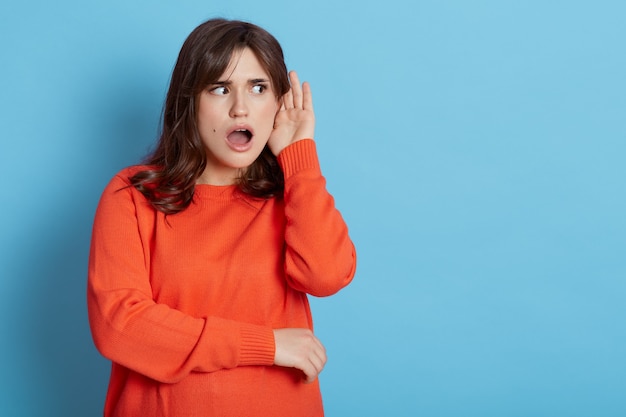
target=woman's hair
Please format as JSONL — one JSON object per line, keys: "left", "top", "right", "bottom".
{"left": 130, "top": 18, "right": 291, "bottom": 214}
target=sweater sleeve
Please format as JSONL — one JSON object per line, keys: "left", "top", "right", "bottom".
{"left": 87, "top": 172, "right": 275, "bottom": 384}
{"left": 277, "top": 139, "right": 357, "bottom": 297}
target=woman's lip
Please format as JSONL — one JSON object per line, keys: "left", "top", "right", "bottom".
{"left": 225, "top": 136, "right": 254, "bottom": 152}
{"left": 225, "top": 124, "right": 255, "bottom": 152}
{"left": 226, "top": 124, "right": 254, "bottom": 136}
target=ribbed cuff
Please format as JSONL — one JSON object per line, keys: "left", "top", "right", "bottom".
{"left": 277, "top": 139, "right": 321, "bottom": 179}
{"left": 238, "top": 323, "right": 276, "bottom": 366}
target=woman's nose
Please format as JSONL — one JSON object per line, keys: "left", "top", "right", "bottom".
{"left": 229, "top": 92, "right": 248, "bottom": 118}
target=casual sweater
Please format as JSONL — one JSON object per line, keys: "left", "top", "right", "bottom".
{"left": 87, "top": 139, "right": 356, "bottom": 417}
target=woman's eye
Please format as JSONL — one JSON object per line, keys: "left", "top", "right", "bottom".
{"left": 210, "top": 86, "right": 229, "bottom": 95}
{"left": 251, "top": 84, "right": 267, "bottom": 94}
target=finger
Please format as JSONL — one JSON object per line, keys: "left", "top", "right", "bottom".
{"left": 309, "top": 351, "right": 326, "bottom": 378}
{"left": 302, "top": 361, "right": 320, "bottom": 384}
{"left": 311, "top": 333, "right": 325, "bottom": 355}
{"left": 297, "top": 358, "right": 317, "bottom": 383}
{"left": 289, "top": 71, "right": 303, "bottom": 108}
{"left": 315, "top": 343, "right": 327, "bottom": 370}
{"left": 302, "top": 81, "right": 314, "bottom": 111}
{"left": 310, "top": 334, "right": 325, "bottom": 357}
{"left": 306, "top": 339, "right": 326, "bottom": 381}
{"left": 283, "top": 87, "right": 294, "bottom": 110}
{"left": 299, "top": 341, "right": 324, "bottom": 383}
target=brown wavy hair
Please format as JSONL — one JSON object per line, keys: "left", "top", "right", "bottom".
{"left": 130, "top": 18, "right": 290, "bottom": 214}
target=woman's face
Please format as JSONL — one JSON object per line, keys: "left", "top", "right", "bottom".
{"left": 196, "top": 47, "right": 280, "bottom": 185}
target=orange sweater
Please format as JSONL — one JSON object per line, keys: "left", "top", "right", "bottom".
{"left": 88, "top": 139, "right": 356, "bottom": 417}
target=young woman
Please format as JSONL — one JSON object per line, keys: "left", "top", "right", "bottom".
{"left": 87, "top": 18, "right": 356, "bottom": 417}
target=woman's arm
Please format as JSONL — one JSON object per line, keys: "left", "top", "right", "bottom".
{"left": 278, "top": 139, "right": 357, "bottom": 296}
{"left": 87, "top": 173, "right": 276, "bottom": 383}
{"left": 270, "top": 72, "right": 357, "bottom": 296}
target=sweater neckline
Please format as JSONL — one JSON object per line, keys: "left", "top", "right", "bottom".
{"left": 192, "top": 185, "right": 272, "bottom": 211}
{"left": 193, "top": 184, "right": 239, "bottom": 201}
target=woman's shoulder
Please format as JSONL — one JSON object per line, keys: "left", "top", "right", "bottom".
{"left": 97, "top": 165, "right": 160, "bottom": 212}
{"left": 97, "top": 165, "right": 149, "bottom": 198}
{"left": 94, "top": 166, "right": 160, "bottom": 227}
{"left": 113, "top": 164, "right": 155, "bottom": 179}
{"left": 104, "top": 164, "right": 156, "bottom": 187}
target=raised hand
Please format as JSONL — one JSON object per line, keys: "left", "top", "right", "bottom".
{"left": 273, "top": 328, "right": 327, "bottom": 383}
{"left": 268, "top": 71, "right": 316, "bottom": 156}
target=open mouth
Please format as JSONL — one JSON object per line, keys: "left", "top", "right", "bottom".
{"left": 227, "top": 129, "right": 253, "bottom": 145}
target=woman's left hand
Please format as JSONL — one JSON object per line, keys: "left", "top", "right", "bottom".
{"left": 268, "top": 71, "right": 315, "bottom": 156}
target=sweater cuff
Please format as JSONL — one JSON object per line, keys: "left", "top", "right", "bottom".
{"left": 277, "top": 139, "right": 321, "bottom": 179}
{"left": 238, "top": 323, "right": 275, "bottom": 366}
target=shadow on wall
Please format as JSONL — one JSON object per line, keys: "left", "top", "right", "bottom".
{"left": 17, "top": 62, "right": 164, "bottom": 415}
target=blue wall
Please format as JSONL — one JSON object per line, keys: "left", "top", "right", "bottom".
{"left": 1, "top": 1, "right": 625, "bottom": 416}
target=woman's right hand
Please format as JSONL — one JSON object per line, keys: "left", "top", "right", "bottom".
{"left": 268, "top": 71, "right": 315, "bottom": 156}
{"left": 273, "top": 328, "right": 327, "bottom": 383}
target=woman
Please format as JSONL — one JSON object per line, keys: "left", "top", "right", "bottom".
{"left": 88, "top": 18, "right": 356, "bottom": 417}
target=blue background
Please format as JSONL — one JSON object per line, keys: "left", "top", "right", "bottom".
{"left": 1, "top": 1, "right": 624, "bottom": 416}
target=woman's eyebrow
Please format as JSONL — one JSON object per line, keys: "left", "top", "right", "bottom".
{"left": 210, "top": 78, "right": 270, "bottom": 86}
